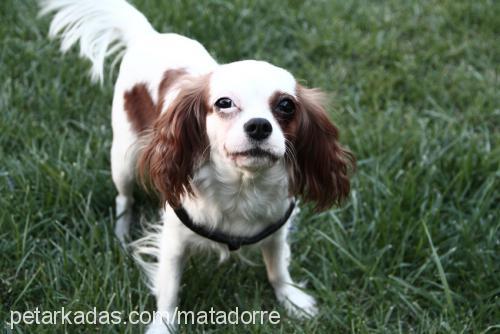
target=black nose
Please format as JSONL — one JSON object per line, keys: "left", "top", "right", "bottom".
{"left": 244, "top": 118, "right": 273, "bottom": 141}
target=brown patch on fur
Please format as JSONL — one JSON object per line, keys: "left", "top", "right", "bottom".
{"left": 138, "top": 74, "right": 211, "bottom": 208}
{"left": 282, "top": 84, "right": 355, "bottom": 211}
{"left": 124, "top": 84, "right": 157, "bottom": 133}
{"left": 268, "top": 91, "right": 284, "bottom": 110}
{"left": 124, "top": 68, "right": 188, "bottom": 133}
{"left": 268, "top": 90, "right": 298, "bottom": 134}
{"left": 156, "top": 68, "right": 188, "bottom": 116}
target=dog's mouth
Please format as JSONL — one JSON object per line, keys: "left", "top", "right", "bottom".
{"left": 226, "top": 147, "right": 279, "bottom": 161}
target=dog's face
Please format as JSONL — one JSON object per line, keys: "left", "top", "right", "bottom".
{"left": 206, "top": 61, "right": 294, "bottom": 171}
{"left": 140, "top": 60, "right": 354, "bottom": 210}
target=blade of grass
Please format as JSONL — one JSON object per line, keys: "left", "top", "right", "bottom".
{"left": 422, "top": 221, "right": 455, "bottom": 315}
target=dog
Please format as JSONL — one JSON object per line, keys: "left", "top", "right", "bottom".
{"left": 40, "top": 0, "right": 354, "bottom": 332}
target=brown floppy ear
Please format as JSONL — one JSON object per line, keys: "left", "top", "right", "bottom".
{"left": 288, "top": 85, "right": 355, "bottom": 211}
{"left": 138, "top": 75, "right": 210, "bottom": 208}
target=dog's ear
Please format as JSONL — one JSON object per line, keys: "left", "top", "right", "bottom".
{"left": 138, "top": 75, "right": 210, "bottom": 207}
{"left": 288, "top": 85, "right": 355, "bottom": 211}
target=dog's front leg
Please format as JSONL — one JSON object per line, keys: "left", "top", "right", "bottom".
{"left": 147, "top": 218, "right": 186, "bottom": 334}
{"left": 261, "top": 227, "right": 318, "bottom": 319}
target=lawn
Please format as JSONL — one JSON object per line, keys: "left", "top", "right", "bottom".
{"left": 1, "top": 0, "right": 499, "bottom": 333}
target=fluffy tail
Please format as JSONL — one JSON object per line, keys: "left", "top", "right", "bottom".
{"left": 39, "top": 0, "right": 157, "bottom": 82}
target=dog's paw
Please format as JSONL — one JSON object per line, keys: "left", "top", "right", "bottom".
{"left": 146, "top": 313, "right": 177, "bottom": 334}
{"left": 275, "top": 284, "right": 318, "bottom": 319}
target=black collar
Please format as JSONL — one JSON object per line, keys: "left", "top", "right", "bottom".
{"left": 173, "top": 201, "right": 295, "bottom": 251}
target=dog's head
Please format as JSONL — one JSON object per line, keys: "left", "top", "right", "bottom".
{"left": 139, "top": 60, "right": 354, "bottom": 210}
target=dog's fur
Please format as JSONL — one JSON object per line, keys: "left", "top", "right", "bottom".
{"left": 40, "top": 0, "right": 354, "bottom": 332}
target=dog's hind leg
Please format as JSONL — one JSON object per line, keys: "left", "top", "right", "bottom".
{"left": 111, "top": 93, "right": 139, "bottom": 245}
{"left": 111, "top": 140, "right": 136, "bottom": 244}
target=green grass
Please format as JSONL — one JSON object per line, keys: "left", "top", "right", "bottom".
{"left": 1, "top": 0, "right": 499, "bottom": 333}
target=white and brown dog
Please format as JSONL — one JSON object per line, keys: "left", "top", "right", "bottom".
{"left": 40, "top": 0, "right": 354, "bottom": 332}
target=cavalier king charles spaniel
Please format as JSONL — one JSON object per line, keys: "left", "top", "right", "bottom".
{"left": 40, "top": 0, "right": 354, "bottom": 332}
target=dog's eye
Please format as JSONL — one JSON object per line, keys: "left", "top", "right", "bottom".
{"left": 215, "top": 97, "right": 234, "bottom": 109}
{"left": 275, "top": 98, "right": 295, "bottom": 115}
